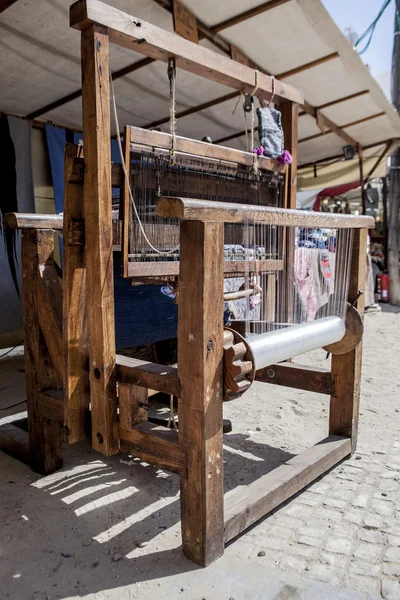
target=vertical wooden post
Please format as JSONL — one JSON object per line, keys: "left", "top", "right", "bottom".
{"left": 330, "top": 229, "right": 367, "bottom": 453}
{"left": 281, "top": 102, "right": 298, "bottom": 323}
{"left": 22, "top": 230, "right": 63, "bottom": 474}
{"left": 178, "top": 220, "right": 225, "bottom": 566}
{"left": 81, "top": 25, "right": 118, "bottom": 455}
{"left": 63, "top": 144, "right": 90, "bottom": 443}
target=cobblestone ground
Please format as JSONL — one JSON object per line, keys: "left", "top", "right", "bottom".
{"left": 236, "top": 438, "right": 400, "bottom": 599}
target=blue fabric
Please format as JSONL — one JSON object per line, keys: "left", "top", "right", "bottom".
{"left": 44, "top": 125, "right": 178, "bottom": 349}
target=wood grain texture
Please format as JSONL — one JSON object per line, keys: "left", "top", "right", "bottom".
{"left": 178, "top": 220, "right": 224, "bottom": 566}
{"left": 120, "top": 422, "right": 186, "bottom": 475}
{"left": 81, "top": 25, "right": 118, "bottom": 455}
{"left": 116, "top": 355, "right": 180, "bottom": 396}
{"left": 0, "top": 424, "right": 30, "bottom": 466}
{"left": 70, "top": 0, "right": 303, "bottom": 105}
{"left": 224, "top": 436, "right": 351, "bottom": 542}
{"left": 156, "top": 197, "right": 375, "bottom": 228}
{"left": 330, "top": 229, "right": 367, "bottom": 453}
{"left": 128, "top": 126, "right": 285, "bottom": 173}
{"left": 37, "top": 263, "right": 63, "bottom": 382}
{"left": 121, "top": 129, "right": 130, "bottom": 278}
{"left": 118, "top": 383, "right": 148, "bottom": 431}
{"left": 21, "top": 230, "right": 63, "bottom": 474}
{"left": 63, "top": 144, "right": 90, "bottom": 444}
{"left": 256, "top": 362, "right": 334, "bottom": 395}
{"left": 5, "top": 213, "right": 63, "bottom": 230}
{"left": 127, "top": 259, "right": 283, "bottom": 278}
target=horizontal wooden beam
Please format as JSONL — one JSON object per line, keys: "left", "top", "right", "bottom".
{"left": 5, "top": 213, "right": 63, "bottom": 230}
{"left": 120, "top": 421, "right": 187, "bottom": 476}
{"left": 277, "top": 53, "right": 339, "bottom": 80}
{"left": 156, "top": 197, "right": 375, "bottom": 228}
{"left": 26, "top": 56, "right": 155, "bottom": 120}
{"left": 129, "top": 126, "right": 285, "bottom": 173}
{"left": 211, "top": 0, "right": 293, "bottom": 33}
{"left": 255, "top": 362, "right": 334, "bottom": 395}
{"left": 142, "top": 91, "right": 240, "bottom": 130}
{"left": 116, "top": 354, "right": 181, "bottom": 396}
{"left": 343, "top": 112, "right": 386, "bottom": 129}
{"left": 127, "top": 259, "right": 284, "bottom": 278}
{"left": 298, "top": 138, "right": 399, "bottom": 170}
{"left": 301, "top": 101, "right": 358, "bottom": 148}
{"left": 316, "top": 90, "right": 370, "bottom": 111}
{"left": 70, "top": 0, "right": 303, "bottom": 105}
{"left": 224, "top": 435, "right": 351, "bottom": 542}
{"left": 0, "top": 423, "right": 30, "bottom": 465}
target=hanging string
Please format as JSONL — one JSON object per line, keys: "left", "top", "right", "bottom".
{"left": 109, "top": 69, "right": 180, "bottom": 256}
{"left": 268, "top": 75, "right": 276, "bottom": 107}
{"left": 168, "top": 57, "right": 177, "bottom": 160}
{"left": 167, "top": 395, "right": 178, "bottom": 430}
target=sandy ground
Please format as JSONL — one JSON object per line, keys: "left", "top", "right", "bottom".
{"left": 0, "top": 307, "right": 399, "bottom": 600}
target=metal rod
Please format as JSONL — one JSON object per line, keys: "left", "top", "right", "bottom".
{"left": 247, "top": 316, "right": 345, "bottom": 371}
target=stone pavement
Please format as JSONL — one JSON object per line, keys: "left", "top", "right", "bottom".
{"left": 237, "top": 438, "right": 400, "bottom": 599}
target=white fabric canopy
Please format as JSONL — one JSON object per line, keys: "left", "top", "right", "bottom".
{"left": 1, "top": 0, "right": 399, "bottom": 187}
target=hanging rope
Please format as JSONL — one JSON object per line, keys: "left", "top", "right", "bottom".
{"left": 168, "top": 57, "right": 177, "bottom": 160}
{"left": 167, "top": 395, "right": 178, "bottom": 430}
{"left": 110, "top": 69, "right": 180, "bottom": 256}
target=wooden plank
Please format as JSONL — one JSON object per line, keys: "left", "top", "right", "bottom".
{"left": 5, "top": 213, "right": 63, "bottom": 230}
{"left": 116, "top": 354, "right": 181, "bottom": 397}
{"left": 129, "top": 126, "right": 285, "bottom": 173}
{"left": 178, "top": 220, "right": 225, "bottom": 566}
{"left": 330, "top": 229, "right": 367, "bottom": 453}
{"left": 118, "top": 383, "right": 148, "bottom": 430}
{"left": 36, "top": 390, "right": 64, "bottom": 422}
{"left": 81, "top": 25, "right": 118, "bottom": 455}
{"left": 63, "top": 144, "right": 90, "bottom": 444}
{"left": 21, "top": 230, "right": 63, "bottom": 474}
{"left": 172, "top": 0, "right": 198, "bottom": 43}
{"left": 70, "top": 0, "right": 303, "bottom": 105}
{"left": 37, "top": 264, "right": 64, "bottom": 382}
{"left": 143, "top": 91, "right": 239, "bottom": 130}
{"left": 127, "top": 259, "right": 284, "bottom": 278}
{"left": 120, "top": 421, "right": 186, "bottom": 475}
{"left": 212, "top": 0, "right": 292, "bottom": 33}
{"left": 278, "top": 53, "right": 339, "bottom": 80}
{"left": 0, "top": 424, "right": 30, "bottom": 466}
{"left": 156, "top": 197, "right": 375, "bottom": 229}
{"left": 224, "top": 436, "right": 351, "bottom": 542}
{"left": 256, "top": 362, "right": 335, "bottom": 395}
{"left": 121, "top": 129, "right": 130, "bottom": 278}
{"left": 230, "top": 44, "right": 250, "bottom": 67}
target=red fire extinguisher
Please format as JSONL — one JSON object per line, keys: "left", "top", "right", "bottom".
{"left": 377, "top": 272, "right": 390, "bottom": 302}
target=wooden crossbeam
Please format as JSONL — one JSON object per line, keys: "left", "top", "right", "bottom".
{"left": 120, "top": 422, "right": 187, "bottom": 476}
{"left": 127, "top": 260, "right": 283, "bottom": 279}
{"left": 116, "top": 354, "right": 181, "bottom": 396}
{"left": 256, "top": 362, "right": 334, "bottom": 395}
{"left": 277, "top": 53, "right": 339, "bottom": 80}
{"left": 156, "top": 197, "right": 375, "bottom": 228}
{"left": 70, "top": 0, "right": 303, "bottom": 105}
{"left": 298, "top": 138, "right": 400, "bottom": 170}
{"left": 0, "top": 424, "right": 30, "bottom": 465}
{"left": 343, "top": 112, "right": 386, "bottom": 129}
{"left": 224, "top": 436, "right": 351, "bottom": 542}
{"left": 211, "top": 0, "right": 293, "bottom": 33}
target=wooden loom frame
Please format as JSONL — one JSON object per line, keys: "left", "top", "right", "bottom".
{"left": 0, "top": 0, "right": 374, "bottom": 567}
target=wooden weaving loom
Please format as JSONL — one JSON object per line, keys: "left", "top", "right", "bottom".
{"left": 0, "top": 0, "right": 374, "bottom": 567}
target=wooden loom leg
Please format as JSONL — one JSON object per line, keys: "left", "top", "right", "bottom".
{"left": 63, "top": 144, "right": 90, "bottom": 443}
{"left": 22, "top": 230, "right": 63, "bottom": 474}
{"left": 281, "top": 102, "right": 298, "bottom": 323}
{"left": 330, "top": 229, "right": 367, "bottom": 453}
{"left": 81, "top": 25, "right": 118, "bottom": 455}
{"left": 178, "top": 221, "right": 224, "bottom": 566}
